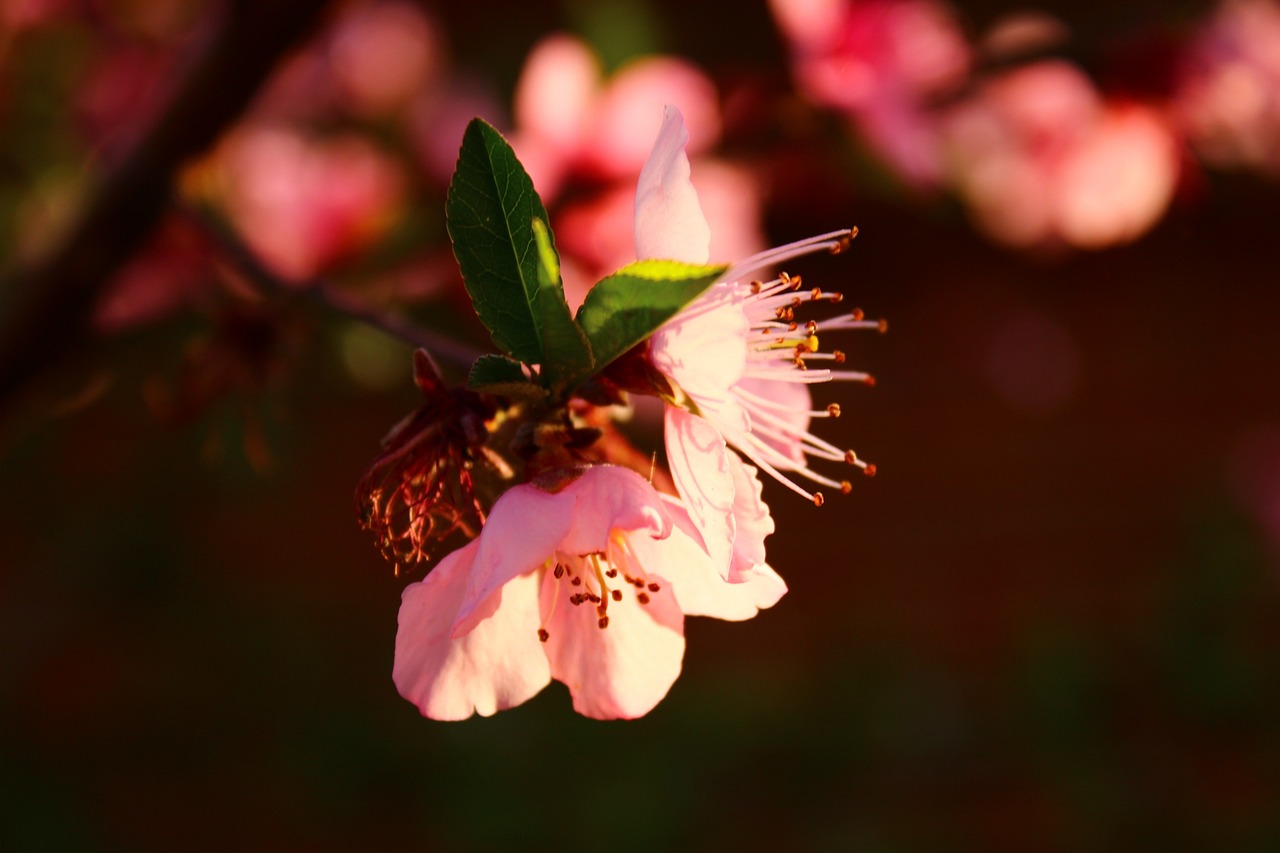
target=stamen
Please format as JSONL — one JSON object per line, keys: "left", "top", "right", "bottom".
{"left": 538, "top": 628, "right": 550, "bottom": 643}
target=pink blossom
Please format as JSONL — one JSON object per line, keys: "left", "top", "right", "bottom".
{"left": 1174, "top": 0, "right": 1280, "bottom": 175}
{"left": 770, "top": 0, "right": 971, "bottom": 186}
{"left": 394, "top": 465, "right": 785, "bottom": 720}
{"left": 210, "top": 125, "right": 405, "bottom": 280}
{"left": 941, "top": 62, "right": 1180, "bottom": 249}
{"left": 636, "top": 107, "right": 881, "bottom": 511}
{"left": 507, "top": 33, "right": 721, "bottom": 200}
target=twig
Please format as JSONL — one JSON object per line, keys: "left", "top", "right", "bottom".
{"left": 180, "top": 202, "right": 483, "bottom": 370}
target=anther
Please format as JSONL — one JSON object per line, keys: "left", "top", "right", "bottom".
{"left": 570, "top": 593, "right": 583, "bottom": 606}
{"left": 851, "top": 307, "right": 865, "bottom": 322}
{"left": 611, "top": 589, "right": 622, "bottom": 602}
{"left": 806, "top": 335, "right": 819, "bottom": 353}
{"left": 605, "top": 568, "right": 618, "bottom": 578}
{"left": 790, "top": 296, "right": 803, "bottom": 308}
{"left": 632, "top": 577, "right": 645, "bottom": 588}
{"left": 878, "top": 319, "right": 889, "bottom": 334}
{"left": 844, "top": 449, "right": 858, "bottom": 465}
{"left": 864, "top": 375, "right": 877, "bottom": 387}
{"left": 597, "top": 603, "right": 608, "bottom": 616}
{"left": 832, "top": 350, "right": 846, "bottom": 364}
{"left": 829, "top": 292, "right": 844, "bottom": 303}
{"left": 647, "top": 582, "right": 660, "bottom": 593}
{"left": 779, "top": 271, "right": 791, "bottom": 285}
{"left": 598, "top": 616, "right": 609, "bottom": 629}
{"left": 637, "top": 593, "right": 650, "bottom": 605}
{"left": 827, "top": 403, "right": 841, "bottom": 417}
{"left": 807, "top": 320, "right": 818, "bottom": 335}
{"left": 750, "top": 281, "right": 762, "bottom": 294}
{"left": 538, "top": 628, "right": 550, "bottom": 643}
{"left": 792, "top": 275, "right": 803, "bottom": 289}
{"left": 813, "top": 492, "right": 825, "bottom": 507}
{"left": 788, "top": 322, "right": 798, "bottom": 332}
{"left": 840, "top": 480, "right": 852, "bottom": 494}
{"left": 864, "top": 464, "right": 877, "bottom": 477}
{"left": 811, "top": 287, "right": 822, "bottom": 301}
{"left": 553, "top": 564, "right": 564, "bottom": 579}
{"left": 571, "top": 576, "right": 582, "bottom": 586}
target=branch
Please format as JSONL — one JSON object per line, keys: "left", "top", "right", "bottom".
{"left": 0, "top": 0, "right": 333, "bottom": 415}
{"left": 180, "top": 202, "right": 483, "bottom": 370}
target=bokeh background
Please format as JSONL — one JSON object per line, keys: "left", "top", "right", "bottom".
{"left": 3, "top": 0, "right": 1280, "bottom": 849}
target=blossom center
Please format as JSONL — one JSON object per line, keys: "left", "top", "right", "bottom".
{"left": 536, "top": 533, "right": 663, "bottom": 643}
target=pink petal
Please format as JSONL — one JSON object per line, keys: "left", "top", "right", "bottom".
{"left": 727, "top": 455, "right": 776, "bottom": 582}
{"left": 394, "top": 540, "right": 552, "bottom": 720}
{"left": 452, "top": 484, "right": 576, "bottom": 636}
{"left": 557, "top": 465, "right": 671, "bottom": 556}
{"left": 736, "top": 376, "right": 811, "bottom": 467}
{"left": 664, "top": 405, "right": 736, "bottom": 579}
{"left": 540, "top": 560, "right": 686, "bottom": 719}
{"left": 649, "top": 289, "right": 750, "bottom": 427}
{"left": 453, "top": 467, "right": 670, "bottom": 635}
{"left": 634, "top": 507, "right": 787, "bottom": 621}
{"left": 633, "top": 105, "right": 711, "bottom": 263}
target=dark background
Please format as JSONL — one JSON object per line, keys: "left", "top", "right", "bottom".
{"left": 2, "top": 0, "right": 1278, "bottom": 849}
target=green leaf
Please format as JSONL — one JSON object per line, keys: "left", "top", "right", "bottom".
{"left": 467, "top": 354, "right": 547, "bottom": 400}
{"left": 531, "top": 217, "right": 593, "bottom": 391}
{"left": 446, "top": 118, "right": 565, "bottom": 367}
{"left": 575, "top": 259, "right": 727, "bottom": 375}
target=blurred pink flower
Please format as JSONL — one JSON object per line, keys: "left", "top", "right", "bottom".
{"left": 393, "top": 465, "right": 785, "bottom": 720}
{"left": 942, "top": 61, "right": 1179, "bottom": 249}
{"left": 556, "top": 156, "right": 766, "bottom": 310}
{"left": 327, "top": 0, "right": 442, "bottom": 118}
{"left": 1175, "top": 0, "right": 1280, "bottom": 175}
{"left": 509, "top": 33, "right": 721, "bottom": 199}
{"left": 770, "top": 0, "right": 970, "bottom": 186}
{"left": 637, "top": 107, "right": 880, "bottom": 506}
{"left": 211, "top": 125, "right": 405, "bottom": 280}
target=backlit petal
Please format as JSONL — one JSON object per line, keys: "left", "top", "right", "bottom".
{"left": 633, "top": 105, "right": 711, "bottom": 263}
{"left": 541, "top": 562, "right": 686, "bottom": 719}
{"left": 635, "top": 506, "right": 787, "bottom": 621}
{"left": 394, "top": 541, "right": 552, "bottom": 720}
{"left": 664, "top": 405, "right": 736, "bottom": 579}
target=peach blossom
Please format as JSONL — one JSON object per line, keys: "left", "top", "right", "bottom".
{"left": 394, "top": 465, "right": 785, "bottom": 720}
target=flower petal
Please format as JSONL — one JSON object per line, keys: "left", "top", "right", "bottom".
{"left": 649, "top": 288, "right": 750, "bottom": 426}
{"left": 454, "top": 467, "right": 670, "bottom": 636}
{"left": 453, "top": 484, "right": 576, "bottom": 636}
{"left": 559, "top": 466, "right": 671, "bottom": 556}
{"left": 727, "top": 454, "right": 775, "bottom": 582}
{"left": 736, "top": 376, "right": 811, "bottom": 467}
{"left": 633, "top": 105, "right": 711, "bottom": 263}
{"left": 664, "top": 405, "right": 736, "bottom": 579}
{"left": 634, "top": 506, "right": 787, "bottom": 621}
{"left": 394, "top": 540, "right": 552, "bottom": 720}
{"left": 540, "top": 560, "right": 686, "bottom": 719}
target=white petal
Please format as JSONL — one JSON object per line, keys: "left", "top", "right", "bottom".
{"left": 633, "top": 105, "right": 711, "bottom": 263}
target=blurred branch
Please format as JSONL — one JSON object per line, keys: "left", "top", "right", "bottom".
{"left": 0, "top": 0, "right": 334, "bottom": 416}
{"left": 181, "top": 202, "right": 483, "bottom": 369}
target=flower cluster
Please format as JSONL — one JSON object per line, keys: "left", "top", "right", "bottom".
{"left": 360, "top": 107, "right": 884, "bottom": 720}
